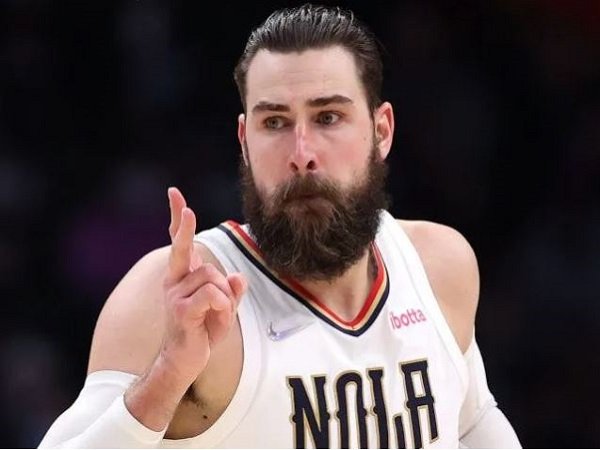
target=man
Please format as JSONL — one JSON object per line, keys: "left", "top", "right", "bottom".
{"left": 39, "top": 4, "right": 521, "bottom": 448}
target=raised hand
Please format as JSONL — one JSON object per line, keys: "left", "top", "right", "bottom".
{"left": 160, "top": 187, "right": 247, "bottom": 386}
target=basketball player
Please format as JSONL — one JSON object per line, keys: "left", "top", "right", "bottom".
{"left": 39, "top": 4, "right": 521, "bottom": 448}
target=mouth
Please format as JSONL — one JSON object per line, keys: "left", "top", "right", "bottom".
{"left": 286, "top": 194, "right": 329, "bottom": 206}
{"left": 293, "top": 194, "right": 320, "bottom": 201}
{"left": 284, "top": 196, "right": 334, "bottom": 216}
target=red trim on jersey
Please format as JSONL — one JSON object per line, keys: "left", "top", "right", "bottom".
{"left": 222, "top": 220, "right": 387, "bottom": 331}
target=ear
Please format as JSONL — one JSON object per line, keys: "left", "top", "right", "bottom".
{"left": 237, "top": 113, "right": 249, "bottom": 165}
{"left": 373, "top": 102, "right": 394, "bottom": 160}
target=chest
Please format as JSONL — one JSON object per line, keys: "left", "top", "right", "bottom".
{"left": 229, "top": 300, "right": 464, "bottom": 449}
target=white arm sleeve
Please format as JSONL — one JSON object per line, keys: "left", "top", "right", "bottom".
{"left": 38, "top": 370, "right": 167, "bottom": 449}
{"left": 458, "top": 338, "right": 522, "bottom": 448}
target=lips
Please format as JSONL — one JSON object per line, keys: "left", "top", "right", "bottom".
{"left": 287, "top": 190, "right": 333, "bottom": 202}
{"left": 284, "top": 196, "right": 334, "bottom": 217}
{"left": 292, "top": 194, "right": 320, "bottom": 201}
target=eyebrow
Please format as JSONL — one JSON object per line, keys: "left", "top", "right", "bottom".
{"left": 251, "top": 95, "right": 353, "bottom": 114}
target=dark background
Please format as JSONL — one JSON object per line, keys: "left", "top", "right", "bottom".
{"left": 2, "top": 0, "right": 599, "bottom": 447}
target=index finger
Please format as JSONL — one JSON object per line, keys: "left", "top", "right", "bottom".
{"left": 168, "top": 187, "right": 187, "bottom": 241}
{"left": 168, "top": 207, "right": 197, "bottom": 282}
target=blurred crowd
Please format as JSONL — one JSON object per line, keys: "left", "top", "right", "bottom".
{"left": 1, "top": 0, "right": 599, "bottom": 447}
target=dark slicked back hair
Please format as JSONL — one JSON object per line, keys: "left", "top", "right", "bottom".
{"left": 234, "top": 3, "right": 383, "bottom": 114}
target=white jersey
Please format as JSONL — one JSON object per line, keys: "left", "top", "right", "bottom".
{"left": 162, "top": 210, "right": 468, "bottom": 449}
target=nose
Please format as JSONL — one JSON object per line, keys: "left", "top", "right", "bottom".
{"left": 289, "top": 123, "right": 318, "bottom": 175}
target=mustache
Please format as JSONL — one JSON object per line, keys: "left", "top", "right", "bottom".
{"left": 273, "top": 174, "right": 341, "bottom": 206}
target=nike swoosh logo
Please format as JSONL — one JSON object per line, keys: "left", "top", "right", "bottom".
{"left": 267, "top": 321, "right": 312, "bottom": 341}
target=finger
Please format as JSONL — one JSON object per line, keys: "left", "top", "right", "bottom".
{"left": 189, "top": 283, "right": 230, "bottom": 314}
{"left": 168, "top": 187, "right": 187, "bottom": 241}
{"left": 176, "top": 264, "right": 234, "bottom": 299}
{"left": 225, "top": 273, "right": 246, "bottom": 327}
{"left": 227, "top": 273, "right": 247, "bottom": 308}
{"left": 180, "top": 284, "right": 232, "bottom": 339}
{"left": 204, "top": 294, "right": 235, "bottom": 346}
{"left": 168, "top": 207, "right": 196, "bottom": 282}
{"left": 206, "top": 310, "right": 231, "bottom": 346}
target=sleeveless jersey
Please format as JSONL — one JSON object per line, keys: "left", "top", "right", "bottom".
{"left": 162, "top": 210, "right": 468, "bottom": 449}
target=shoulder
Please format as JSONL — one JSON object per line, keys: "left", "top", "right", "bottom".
{"left": 396, "top": 220, "right": 479, "bottom": 283}
{"left": 396, "top": 219, "right": 479, "bottom": 353}
{"left": 87, "top": 240, "right": 224, "bottom": 375}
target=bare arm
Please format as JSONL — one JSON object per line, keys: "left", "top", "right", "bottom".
{"left": 39, "top": 188, "right": 246, "bottom": 447}
{"left": 399, "top": 219, "right": 520, "bottom": 448}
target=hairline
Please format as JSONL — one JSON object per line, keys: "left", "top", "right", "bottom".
{"left": 241, "top": 44, "right": 375, "bottom": 115}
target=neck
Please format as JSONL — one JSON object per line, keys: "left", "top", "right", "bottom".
{"left": 300, "top": 245, "right": 377, "bottom": 322}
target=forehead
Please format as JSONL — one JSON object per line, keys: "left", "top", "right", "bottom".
{"left": 245, "top": 46, "right": 366, "bottom": 109}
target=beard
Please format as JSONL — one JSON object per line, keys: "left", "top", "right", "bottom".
{"left": 240, "top": 141, "right": 390, "bottom": 281}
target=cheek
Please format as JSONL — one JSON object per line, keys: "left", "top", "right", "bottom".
{"left": 324, "top": 142, "right": 371, "bottom": 186}
{"left": 248, "top": 145, "right": 289, "bottom": 192}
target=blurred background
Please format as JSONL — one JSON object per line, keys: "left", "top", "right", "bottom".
{"left": 1, "top": 0, "right": 599, "bottom": 447}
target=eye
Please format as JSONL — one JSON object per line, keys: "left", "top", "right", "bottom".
{"left": 264, "top": 116, "right": 287, "bottom": 130}
{"left": 317, "top": 111, "right": 341, "bottom": 125}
